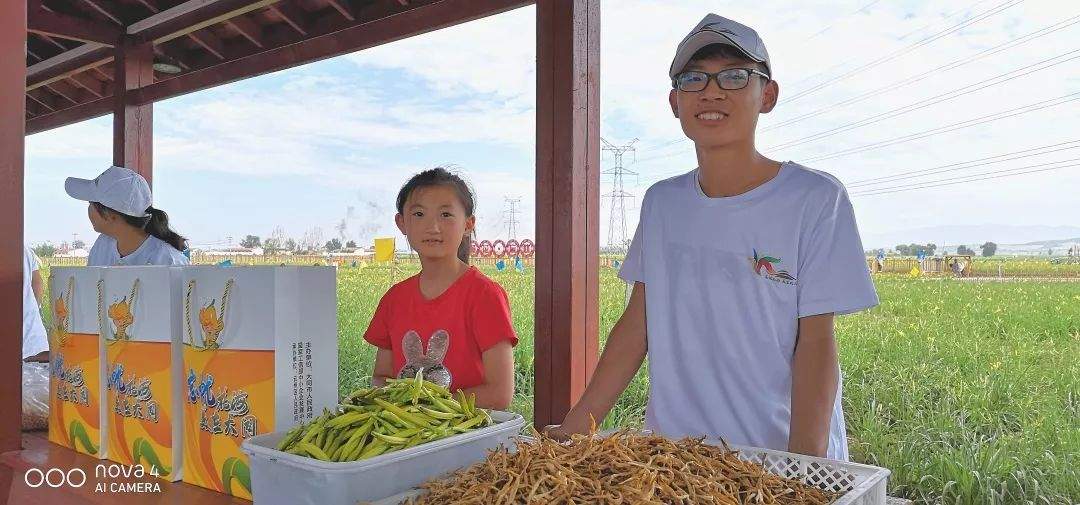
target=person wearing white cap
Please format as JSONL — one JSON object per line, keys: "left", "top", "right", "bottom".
{"left": 549, "top": 15, "right": 877, "bottom": 461}
{"left": 65, "top": 166, "right": 190, "bottom": 266}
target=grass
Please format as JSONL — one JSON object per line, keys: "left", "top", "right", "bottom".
{"left": 38, "top": 262, "right": 1079, "bottom": 504}
{"left": 836, "top": 276, "right": 1078, "bottom": 504}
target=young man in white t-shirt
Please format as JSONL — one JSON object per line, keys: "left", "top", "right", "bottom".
{"left": 548, "top": 14, "right": 878, "bottom": 459}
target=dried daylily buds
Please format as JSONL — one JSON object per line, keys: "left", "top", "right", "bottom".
{"left": 409, "top": 430, "right": 838, "bottom": 505}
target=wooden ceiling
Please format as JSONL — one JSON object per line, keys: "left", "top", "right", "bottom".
{"left": 24, "top": 0, "right": 529, "bottom": 134}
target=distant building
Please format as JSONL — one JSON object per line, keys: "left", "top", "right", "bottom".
{"left": 55, "top": 248, "right": 89, "bottom": 258}
{"left": 199, "top": 246, "right": 264, "bottom": 256}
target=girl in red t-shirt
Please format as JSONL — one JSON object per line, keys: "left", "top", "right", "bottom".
{"left": 364, "top": 168, "right": 518, "bottom": 410}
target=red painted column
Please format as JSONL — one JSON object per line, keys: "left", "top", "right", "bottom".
{"left": 113, "top": 37, "right": 154, "bottom": 186}
{"left": 534, "top": 0, "right": 600, "bottom": 429}
{"left": 0, "top": 0, "right": 27, "bottom": 456}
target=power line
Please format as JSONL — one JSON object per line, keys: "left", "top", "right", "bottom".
{"left": 602, "top": 138, "right": 638, "bottom": 249}
{"left": 850, "top": 159, "right": 1080, "bottom": 196}
{"left": 637, "top": 1, "right": 1068, "bottom": 156}
{"left": 637, "top": 9, "right": 1080, "bottom": 158}
{"left": 852, "top": 157, "right": 1080, "bottom": 192}
{"left": 895, "top": 0, "right": 1000, "bottom": 42}
{"left": 634, "top": 89, "right": 1080, "bottom": 179}
{"left": 766, "top": 48, "right": 1080, "bottom": 152}
{"left": 804, "top": 0, "right": 885, "bottom": 41}
{"left": 780, "top": 0, "right": 1024, "bottom": 105}
{"left": 763, "top": 13, "right": 1080, "bottom": 132}
{"left": 786, "top": 0, "right": 1000, "bottom": 89}
{"left": 638, "top": 136, "right": 685, "bottom": 153}
{"left": 847, "top": 139, "right": 1080, "bottom": 187}
{"left": 800, "top": 90, "right": 1080, "bottom": 163}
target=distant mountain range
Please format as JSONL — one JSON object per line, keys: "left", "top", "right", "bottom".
{"left": 862, "top": 225, "right": 1080, "bottom": 253}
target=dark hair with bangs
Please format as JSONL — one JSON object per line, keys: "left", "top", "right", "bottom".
{"left": 395, "top": 167, "right": 476, "bottom": 264}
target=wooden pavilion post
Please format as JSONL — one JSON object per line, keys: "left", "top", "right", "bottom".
{"left": 113, "top": 37, "right": 154, "bottom": 185}
{"left": 0, "top": 0, "right": 27, "bottom": 479}
{"left": 534, "top": 0, "right": 600, "bottom": 429}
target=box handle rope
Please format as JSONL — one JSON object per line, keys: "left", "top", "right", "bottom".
{"left": 105, "top": 279, "right": 140, "bottom": 343}
{"left": 53, "top": 276, "right": 74, "bottom": 347}
{"left": 185, "top": 278, "right": 234, "bottom": 351}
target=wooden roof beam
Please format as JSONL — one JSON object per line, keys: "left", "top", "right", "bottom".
{"left": 26, "top": 46, "right": 45, "bottom": 62}
{"left": 90, "top": 65, "right": 113, "bottom": 81}
{"left": 187, "top": 29, "right": 227, "bottom": 59}
{"left": 35, "top": 32, "right": 71, "bottom": 52}
{"left": 225, "top": 15, "right": 264, "bottom": 47}
{"left": 76, "top": 0, "right": 125, "bottom": 25}
{"left": 27, "top": 96, "right": 114, "bottom": 134}
{"left": 26, "top": 0, "right": 278, "bottom": 90}
{"left": 66, "top": 73, "right": 107, "bottom": 97}
{"left": 269, "top": 2, "right": 309, "bottom": 36}
{"left": 26, "top": 42, "right": 112, "bottom": 90}
{"left": 325, "top": 0, "right": 355, "bottom": 21}
{"left": 155, "top": 43, "right": 195, "bottom": 71}
{"left": 181, "top": 0, "right": 411, "bottom": 70}
{"left": 29, "top": 8, "right": 123, "bottom": 45}
{"left": 41, "top": 78, "right": 86, "bottom": 104}
{"left": 134, "top": 0, "right": 531, "bottom": 104}
{"left": 126, "top": 0, "right": 236, "bottom": 61}
{"left": 26, "top": 98, "right": 44, "bottom": 117}
{"left": 128, "top": 0, "right": 283, "bottom": 44}
{"left": 26, "top": 89, "right": 58, "bottom": 112}
{"left": 131, "top": 0, "right": 162, "bottom": 13}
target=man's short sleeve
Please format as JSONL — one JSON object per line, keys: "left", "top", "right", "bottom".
{"left": 797, "top": 188, "right": 879, "bottom": 318}
{"left": 618, "top": 191, "right": 650, "bottom": 285}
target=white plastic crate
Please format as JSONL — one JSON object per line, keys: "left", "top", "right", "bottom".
{"left": 725, "top": 442, "right": 890, "bottom": 505}
{"left": 241, "top": 410, "right": 525, "bottom": 505}
{"left": 371, "top": 437, "right": 890, "bottom": 505}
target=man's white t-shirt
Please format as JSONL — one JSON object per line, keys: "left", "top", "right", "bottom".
{"left": 88, "top": 234, "right": 189, "bottom": 267}
{"left": 23, "top": 246, "right": 49, "bottom": 358}
{"left": 618, "top": 162, "right": 878, "bottom": 460}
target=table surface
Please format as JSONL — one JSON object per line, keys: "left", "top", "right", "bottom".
{"left": 4, "top": 430, "right": 916, "bottom": 505}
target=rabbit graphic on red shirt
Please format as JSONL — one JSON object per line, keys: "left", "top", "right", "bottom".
{"left": 397, "top": 329, "right": 452, "bottom": 388}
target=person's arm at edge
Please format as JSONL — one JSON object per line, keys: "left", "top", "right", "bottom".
{"left": 546, "top": 282, "right": 647, "bottom": 439}
{"left": 461, "top": 341, "right": 514, "bottom": 410}
{"left": 788, "top": 312, "right": 838, "bottom": 457}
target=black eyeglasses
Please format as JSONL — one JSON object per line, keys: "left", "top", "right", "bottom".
{"left": 672, "top": 68, "right": 771, "bottom": 92}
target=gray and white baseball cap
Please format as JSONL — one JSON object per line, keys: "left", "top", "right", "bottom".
{"left": 669, "top": 14, "right": 771, "bottom": 79}
{"left": 65, "top": 165, "right": 152, "bottom": 218}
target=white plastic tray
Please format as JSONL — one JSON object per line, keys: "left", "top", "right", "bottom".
{"left": 241, "top": 410, "right": 525, "bottom": 505}
{"left": 370, "top": 436, "right": 890, "bottom": 505}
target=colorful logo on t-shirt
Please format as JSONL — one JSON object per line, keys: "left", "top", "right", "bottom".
{"left": 750, "top": 249, "right": 796, "bottom": 285}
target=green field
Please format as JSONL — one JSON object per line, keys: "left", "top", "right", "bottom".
{"left": 39, "top": 263, "right": 1079, "bottom": 504}
{"left": 338, "top": 265, "right": 1079, "bottom": 504}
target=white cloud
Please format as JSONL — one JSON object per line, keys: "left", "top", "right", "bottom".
{"left": 346, "top": 5, "right": 536, "bottom": 106}
{"left": 26, "top": 117, "right": 111, "bottom": 160}
{"left": 23, "top": 1, "right": 1080, "bottom": 246}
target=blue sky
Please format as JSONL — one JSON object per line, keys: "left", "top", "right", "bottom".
{"left": 25, "top": 1, "right": 1080, "bottom": 250}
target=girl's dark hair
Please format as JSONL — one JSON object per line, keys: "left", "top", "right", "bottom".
{"left": 395, "top": 168, "right": 475, "bottom": 264}
{"left": 92, "top": 202, "right": 187, "bottom": 252}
